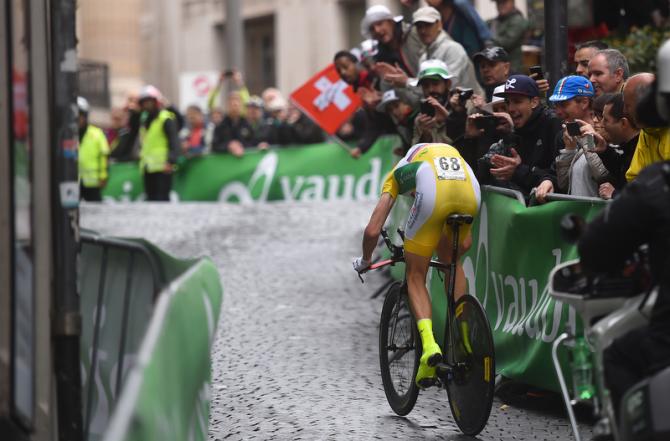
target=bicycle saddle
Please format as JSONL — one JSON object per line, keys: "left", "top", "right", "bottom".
{"left": 447, "top": 214, "right": 474, "bottom": 225}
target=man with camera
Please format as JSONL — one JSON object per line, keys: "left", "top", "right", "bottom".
{"left": 376, "top": 89, "right": 420, "bottom": 155}
{"left": 475, "top": 75, "right": 562, "bottom": 199}
{"left": 409, "top": 59, "right": 471, "bottom": 146}
{"left": 473, "top": 46, "right": 511, "bottom": 101}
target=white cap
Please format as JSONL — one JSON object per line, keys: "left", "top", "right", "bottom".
{"left": 412, "top": 6, "right": 441, "bottom": 24}
{"left": 266, "top": 95, "right": 287, "bottom": 112}
{"left": 408, "top": 59, "right": 454, "bottom": 87}
{"left": 77, "top": 96, "right": 90, "bottom": 114}
{"left": 376, "top": 89, "right": 401, "bottom": 112}
{"left": 482, "top": 84, "right": 506, "bottom": 113}
{"left": 360, "top": 5, "right": 402, "bottom": 38}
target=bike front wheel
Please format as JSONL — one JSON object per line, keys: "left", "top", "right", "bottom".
{"left": 379, "top": 281, "right": 420, "bottom": 416}
{"left": 443, "top": 294, "right": 495, "bottom": 436}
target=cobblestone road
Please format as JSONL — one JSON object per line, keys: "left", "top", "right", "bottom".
{"left": 82, "top": 201, "right": 593, "bottom": 441}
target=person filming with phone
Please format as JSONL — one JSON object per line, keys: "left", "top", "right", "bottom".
{"left": 410, "top": 59, "right": 474, "bottom": 146}
{"left": 549, "top": 75, "right": 612, "bottom": 198}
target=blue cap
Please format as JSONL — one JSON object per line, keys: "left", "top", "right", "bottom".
{"left": 493, "top": 75, "right": 540, "bottom": 98}
{"left": 549, "top": 75, "right": 595, "bottom": 102}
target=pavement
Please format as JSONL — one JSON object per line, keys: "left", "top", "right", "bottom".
{"left": 81, "top": 200, "right": 594, "bottom": 441}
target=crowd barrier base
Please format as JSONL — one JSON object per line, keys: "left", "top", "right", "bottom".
{"left": 80, "top": 231, "right": 222, "bottom": 441}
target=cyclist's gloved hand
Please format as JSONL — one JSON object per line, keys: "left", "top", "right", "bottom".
{"left": 352, "top": 256, "right": 370, "bottom": 273}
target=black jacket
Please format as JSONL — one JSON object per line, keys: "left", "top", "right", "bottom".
{"left": 600, "top": 133, "right": 639, "bottom": 197}
{"left": 478, "top": 106, "right": 562, "bottom": 194}
{"left": 212, "top": 116, "right": 255, "bottom": 153}
{"left": 578, "top": 161, "right": 670, "bottom": 334}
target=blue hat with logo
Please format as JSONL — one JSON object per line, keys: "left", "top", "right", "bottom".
{"left": 549, "top": 75, "right": 595, "bottom": 102}
{"left": 493, "top": 75, "right": 540, "bottom": 98}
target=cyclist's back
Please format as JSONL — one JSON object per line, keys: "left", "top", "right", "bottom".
{"left": 382, "top": 142, "right": 481, "bottom": 257}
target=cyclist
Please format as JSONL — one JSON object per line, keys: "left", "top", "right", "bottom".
{"left": 353, "top": 142, "right": 481, "bottom": 388}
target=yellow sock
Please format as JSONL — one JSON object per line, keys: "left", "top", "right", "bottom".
{"left": 417, "top": 319, "right": 437, "bottom": 352}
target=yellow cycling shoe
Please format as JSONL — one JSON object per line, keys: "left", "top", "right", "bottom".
{"left": 415, "top": 343, "right": 442, "bottom": 389}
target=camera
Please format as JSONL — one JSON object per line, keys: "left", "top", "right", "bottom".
{"left": 474, "top": 115, "right": 499, "bottom": 134}
{"left": 479, "top": 134, "right": 520, "bottom": 166}
{"left": 419, "top": 99, "right": 436, "bottom": 117}
{"left": 457, "top": 87, "right": 474, "bottom": 104}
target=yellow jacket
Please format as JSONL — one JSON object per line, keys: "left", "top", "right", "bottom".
{"left": 625, "top": 127, "right": 670, "bottom": 182}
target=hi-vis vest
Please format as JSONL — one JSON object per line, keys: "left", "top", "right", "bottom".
{"left": 78, "top": 124, "right": 110, "bottom": 188}
{"left": 139, "top": 110, "right": 174, "bottom": 173}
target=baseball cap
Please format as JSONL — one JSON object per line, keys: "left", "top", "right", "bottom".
{"left": 412, "top": 6, "right": 441, "bottom": 24}
{"left": 549, "top": 75, "right": 595, "bottom": 102}
{"left": 360, "top": 5, "right": 402, "bottom": 38}
{"left": 408, "top": 59, "right": 454, "bottom": 87}
{"left": 494, "top": 75, "right": 540, "bottom": 98}
{"left": 246, "top": 95, "right": 264, "bottom": 108}
{"left": 473, "top": 46, "right": 510, "bottom": 63}
{"left": 482, "top": 85, "right": 506, "bottom": 112}
{"left": 376, "top": 89, "right": 401, "bottom": 112}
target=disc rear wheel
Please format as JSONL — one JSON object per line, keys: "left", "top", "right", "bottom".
{"left": 443, "top": 294, "right": 495, "bottom": 436}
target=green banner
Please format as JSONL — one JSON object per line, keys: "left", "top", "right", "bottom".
{"left": 103, "top": 137, "right": 399, "bottom": 202}
{"left": 387, "top": 189, "right": 607, "bottom": 392}
{"left": 103, "top": 258, "right": 223, "bottom": 441}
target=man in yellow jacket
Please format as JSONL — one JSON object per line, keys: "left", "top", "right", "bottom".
{"left": 137, "top": 85, "right": 180, "bottom": 201}
{"left": 78, "top": 97, "right": 110, "bottom": 202}
{"left": 624, "top": 73, "right": 670, "bottom": 181}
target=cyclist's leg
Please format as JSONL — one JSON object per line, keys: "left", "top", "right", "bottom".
{"left": 436, "top": 231, "right": 473, "bottom": 302}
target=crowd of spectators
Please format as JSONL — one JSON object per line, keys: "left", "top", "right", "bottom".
{"left": 331, "top": 1, "right": 670, "bottom": 203}
{"left": 95, "top": 0, "right": 670, "bottom": 204}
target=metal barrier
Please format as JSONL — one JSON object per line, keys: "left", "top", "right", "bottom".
{"left": 80, "top": 231, "right": 166, "bottom": 441}
{"left": 542, "top": 192, "right": 609, "bottom": 205}
{"left": 481, "top": 185, "right": 526, "bottom": 206}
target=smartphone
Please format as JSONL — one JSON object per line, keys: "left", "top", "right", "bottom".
{"left": 529, "top": 65, "right": 544, "bottom": 80}
{"left": 419, "top": 99, "right": 435, "bottom": 117}
{"left": 474, "top": 115, "right": 498, "bottom": 132}
{"left": 223, "top": 69, "right": 235, "bottom": 77}
{"left": 566, "top": 121, "right": 582, "bottom": 137}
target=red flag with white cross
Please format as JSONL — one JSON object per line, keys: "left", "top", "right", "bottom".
{"left": 289, "top": 64, "right": 362, "bottom": 135}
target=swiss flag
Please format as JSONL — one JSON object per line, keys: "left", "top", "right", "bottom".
{"left": 290, "top": 64, "right": 362, "bottom": 135}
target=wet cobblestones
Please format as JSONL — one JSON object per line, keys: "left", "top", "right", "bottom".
{"left": 82, "top": 201, "right": 593, "bottom": 441}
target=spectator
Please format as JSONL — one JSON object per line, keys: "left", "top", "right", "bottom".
{"left": 623, "top": 73, "right": 670, "bottom": 181}
{"left": 137, "top": 85, "right": 180, "bottom": 201}
{"left": 410, "top": 6, "right": 483, "bottom": 95}
{"left": 282, "top": 103, "right": 325, "bottom": 145}
{"left": 208, "top": 70, "right": 250, "bottom": 115}
{"left": 77, "top": 96, "right": 110, "bottom": 202}
{"left": 180, "top": 105, "right": 212, "bottom": 157}
{"left": 599, "top": 93, "right": 640, "bottom": 199}
{"left": 478, "top": 75, "right": 562, "bottom": 199}
{"left": 376, "top": 89, "right": 419, "bottom": 154}
{"left": 592, "top": 92, "right": 613, "bottom": 143}
{"left": 210, "top": 107, "right": 225, "bottom": 126}
{"left": 107, "top": 106, "right": 136, "bottom": 162}
{"left": 473, "top": 46, "right": 511, "bottom": 101}
{"left": 549, "top": 76, "right": 610, "bottom": 197}
{"left": 487, "top": 0, "right": 530, "bottom": 74}
{"left": 245, "top": 96, "right": 272, "bottom": 149}
{"left": 573, "top": 40, "right": 609, "bottom": 78}
{"left": 588, "top": 49, "right": 630, "bottom": 96}
{"left": 361, "top": 5, "right": 422, "bottom": 77}
{"left": 408, "top": 59, "right": 469, "bottom": 145}
{"left": 334, "top": 49, "right": 396, "bottom": 158}
{"left": 461, "top": 84, "right": 514, "bottom": 170}
{"left": 425, "top": 0, "right": 488, "bottom": 57}
{"left": 212, "top": 92, "right": 254, "bottom": 156}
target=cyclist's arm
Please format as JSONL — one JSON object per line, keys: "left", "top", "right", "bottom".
{"left": 362, "top": 192, "right": 395, "bottom": 261}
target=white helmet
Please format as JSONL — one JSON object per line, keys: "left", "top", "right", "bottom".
{"left": 138, "top": 85, "right": 163, "bottom": 102}
{"left": 77, "top": 96, "right": 90, "bottom": 114}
